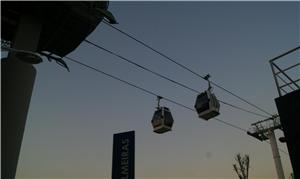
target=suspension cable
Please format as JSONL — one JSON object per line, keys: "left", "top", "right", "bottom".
{"left": 103, "top": 21, "right": 273, "bottom": 116}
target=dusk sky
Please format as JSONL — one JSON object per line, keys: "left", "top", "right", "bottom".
{"left": 11, "top": 1, "right": 299, "bottom": 179}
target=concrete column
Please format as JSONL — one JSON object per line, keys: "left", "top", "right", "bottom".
{"left": 269, "top": 130, "right": 285, "bottom": 179}
{"left": 2, "top": 15, "right": 41, "bottom": 179}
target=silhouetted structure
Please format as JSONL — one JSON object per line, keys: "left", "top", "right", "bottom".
{"left": 275, "top": 90, "right": 299, "bottom": 179}
{"left": 1, "top": 2, "right": 115, "bottom": 179}
{"left": 2, "top": 1, "right": 116, "bottom": 57}
{"left": 269, "top": 46, "right": 300, "bottom": 179}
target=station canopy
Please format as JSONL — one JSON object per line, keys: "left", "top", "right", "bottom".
{"left": 2, "top": 1, "right": 110, "bottom": 57}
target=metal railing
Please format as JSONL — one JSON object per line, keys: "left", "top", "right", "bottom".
{"left": 269, "top": 46, "right": 300, "bottom": 96}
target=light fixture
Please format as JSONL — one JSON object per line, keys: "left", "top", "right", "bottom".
{"left": 1, "top": 46, "right": 43, "bottom": 64}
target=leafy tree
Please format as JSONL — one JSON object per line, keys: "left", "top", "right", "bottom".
{"left": 233, "top": 153, "right": 250, "bottom": 179}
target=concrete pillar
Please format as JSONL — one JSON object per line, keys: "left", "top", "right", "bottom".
{"left": 1, "top": 15, "right": 41, "bottom": 179}
{"left": 269, "top": 130, "right": 285, "bottom": 179}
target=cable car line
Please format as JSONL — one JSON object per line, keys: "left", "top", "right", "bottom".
{"left": 65, "top": 56, "right": 194, "bottom": 112}
{"left": 65, "top": 56, "right": 157, "bottom": 97}
{"left": 1, "top": 44, "right": 289, "bottom": 154}
{"left": 102, "top": 21, "right": 273, "bottom": 117}
{"left": 218, "top": 100, "right": 268, "bottom": 118}
{"left": 84, "top": 39, "right": 200, "bottom": 94}
{"left": 84, "top": 39, "right": 270, "bottom": 119}
{"left": 64, "top": 56, "right": 288, "bottom": 156}
{"left": 214, "top": 117, "right": 247, "bottom": 133}
{"left": 65, "top": 56, "right": 246, "bottom": 132}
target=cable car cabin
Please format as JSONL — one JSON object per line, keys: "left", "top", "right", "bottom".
{"left": 151, "top": 107, "right": 174, "bottom": 134}
{"left": 194, "top": 90, "right": 220, "bottom": 120}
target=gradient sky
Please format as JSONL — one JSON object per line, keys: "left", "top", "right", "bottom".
{"left": 11, "top": 1, "right": 299, "bottom": 179}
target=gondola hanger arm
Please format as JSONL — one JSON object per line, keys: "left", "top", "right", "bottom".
{"left": 157, "top": 96, "right": 163, "bottom": 108}
{"left": 204, "top": 74, "right": 212, "bottom": 91}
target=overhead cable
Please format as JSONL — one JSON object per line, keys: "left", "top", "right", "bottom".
{"left": 65, "top": 56, "right": 247, "bottom": 132}
{"left": 65, "top": 56, "right": 288, "bottom": 156}
{"left": 84, "top": 39, "right": 269, "bottom": 119}
{"left": 103, "top": 21, "right": 273, "bottom": 117}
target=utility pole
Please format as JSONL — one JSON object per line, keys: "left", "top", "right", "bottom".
{"left": 247, "top": 115, "right": 285, "bottom": 179}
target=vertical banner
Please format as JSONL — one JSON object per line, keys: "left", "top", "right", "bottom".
{"left": 112, "top": 131, "right": 135, "bottom": 179}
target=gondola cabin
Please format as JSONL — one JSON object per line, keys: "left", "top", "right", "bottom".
{"left": 151, "top": 107, "right": 174, "bottom": 134}
{"left": 195, "top": 90, "right": 220, "bottom": 120}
